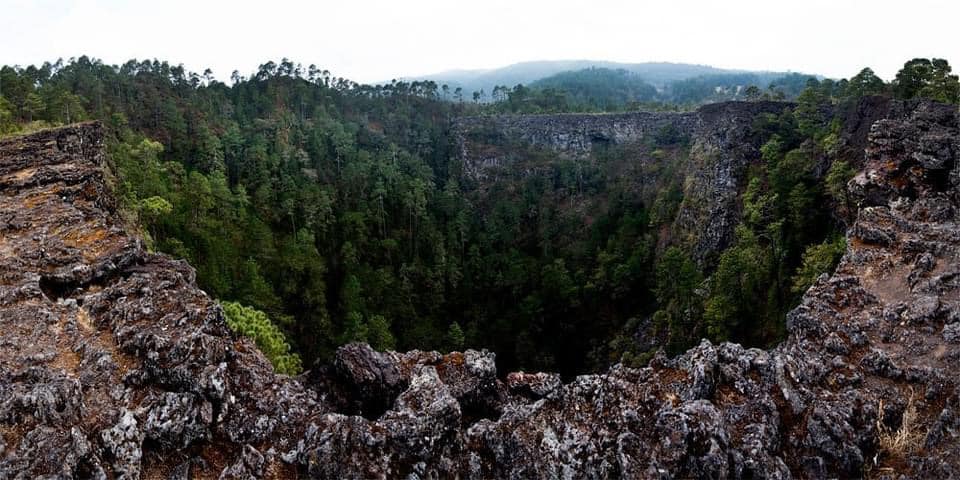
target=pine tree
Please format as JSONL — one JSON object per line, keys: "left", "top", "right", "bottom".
{"left": 446, "top": 322, "right": 465, "bottom": 351}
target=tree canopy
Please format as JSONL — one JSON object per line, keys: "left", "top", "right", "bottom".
{"left": 0, "top": 56, "right": 953, "bottom": 376}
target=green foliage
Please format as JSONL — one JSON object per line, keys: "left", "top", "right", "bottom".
{"left": 695, "top": 83, "right": 848, "bottom": 349}
{"left": 825, "top": 160, "right": 857, "bottom": 221}
{"left": 529, "top": 68, "right": 658, "bottom": 110}
{"left": 366, "top": 314, "right": 396, "bottom": 351}
{"left": 0, "top": 56, "right": 914, "bottom": 375}
{"left": 653, "top": 247, "right": 702, "bottom": 351}
{"left": 487, "top": 84, "right": 572, "bottom": 113}
{"left": 666, "top": 72, "right": 813, "bottom": 104}
{"left": 791, "top": 236, "right": 846, "bottom": 295}
{"left": 482, "top": 69, "right": 818, "bottom": 113}
{"left": 0, "top": 96, "right": 17, "bottom": 135}
{"left": 221, "top": 301, "right": 303, "bottom": 375}
{"left": 341, "top": 312, "right": 368, "bottom": 344}
{"left": 140, "top": 195, "right": 172, "bottom": 218}
{"left": 846, "top": 68, "right": 886, "bottom": 98}
{"left": 652, "top": 123, "right": 690, "bottom": 147}
{"left": 446, "top": 321, "right": 465, "bottom": 351}
{"left": 794, "top": 79, "right": 832, "bottom": 139}
{"left": 139, "top": 195, "right": 172, "bottom": 245}
{"left": 703, "top": 226, "right": 769, "bottom": 343}
{"left": 893, "top": 58, "right": 960, "bottom": 104}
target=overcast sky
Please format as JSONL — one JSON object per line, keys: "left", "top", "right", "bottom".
{"left": 3, "top": 0, "right": 958, "bottom": 83}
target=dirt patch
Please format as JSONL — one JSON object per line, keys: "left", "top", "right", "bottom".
{"left": 76, "top": 307, "right": 93, "bottom": 332}
{"left": 715, "top": 383, "right": 747, "bottom": 407}
{"left": 62, "top": 226, "right": 113, "bottom": 261}
{"left": 48, "top": 348, "right": 82, "bottom": 374}
{"left": 862, "top": 263, "right": 912, "bottom": 304}
{"left": 8, "top": 167, "right": 37, "bottom": 182}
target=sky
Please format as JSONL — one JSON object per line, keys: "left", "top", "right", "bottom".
{"left": 2, "top": 0, "right": 958, "bottom": 83}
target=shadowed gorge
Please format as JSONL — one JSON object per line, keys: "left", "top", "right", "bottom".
{"left": 1, "top": 97, "right": 960, "bottom": 477}
{"left": 2, "top": 58, "right": 956, "bottom": 379}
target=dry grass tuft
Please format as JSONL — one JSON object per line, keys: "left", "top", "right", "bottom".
{"left": 876, "top": 389, "right": 924, "bottom": 457}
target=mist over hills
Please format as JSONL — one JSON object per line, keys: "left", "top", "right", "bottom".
{"left": 396, "top": 59, "right": 815, "bottom": 96}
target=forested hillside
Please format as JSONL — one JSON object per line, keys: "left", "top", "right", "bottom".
{"left": 0, "top": 57, "right": 957, "bottom": 376}
{"left": 527, "top": 68, "right": 817, "bottom": 111}
{"left": 407, "top": 60, "right": 804, "bottom": 103}
{"left": 456, "top": 67, "right": 818, "bottom": 113}
{"left": 528, "top": 68, "right": 658, "bottom": 110}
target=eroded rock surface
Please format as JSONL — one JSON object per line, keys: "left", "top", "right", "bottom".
{"left": 1, "top": 102, "right": 959, "bottom": 479}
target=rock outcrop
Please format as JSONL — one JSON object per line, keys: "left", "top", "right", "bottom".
{"left": 1, "top": 100, "right": 959, "bottom": 478}
{"left": 455, "top": 101, "right": 795, "bottom": 265}
{"left": 454, "top": 110, "right": 700, "bottom": 166}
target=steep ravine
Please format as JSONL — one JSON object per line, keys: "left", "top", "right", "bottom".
{"left": 0, "top": 100, "right": 959, "bottom": 478}
{"left": 455, "top": 101, "right": 796, "bottom": 265}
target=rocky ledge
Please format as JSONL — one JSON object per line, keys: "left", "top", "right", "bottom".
{"left": 1, "top": 102, "right": 959, "bottom": 479}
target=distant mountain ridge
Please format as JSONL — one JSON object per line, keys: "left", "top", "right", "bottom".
{"left": 392, "top": 59, "right": 811, "bottom": 94}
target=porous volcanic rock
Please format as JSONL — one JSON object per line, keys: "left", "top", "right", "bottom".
{"left": 0, "top": 101, "right": 959, "bottom": 479}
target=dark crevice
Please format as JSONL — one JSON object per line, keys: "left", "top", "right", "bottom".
{"left": 459, "top": 394, "right": 504, "bottom": 426}
{"left": 305, "top": 364, "right": 408, "bottom": 421}
{"left": 589, "top": 133, "right": 612, "bottom": 149}
{"left": 39, "top": 259, "right": 139, "bottom": 304}
{"left": 926, "top": 167, "right": 952, "bottom": 192}
{"left": 39, "top": 276, "right": 86, "bottom": 304}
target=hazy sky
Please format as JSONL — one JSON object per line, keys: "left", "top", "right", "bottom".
{"left": 3, "top": 0, "right": 958, "bottom": 83}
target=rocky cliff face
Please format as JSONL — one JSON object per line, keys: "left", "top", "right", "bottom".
{"left": 454, "top": 110, "right": 700, "bottom": 169}
{"left": 1, "top": 102, "right": 959, "bottom": 479}
{"left": 671, "top": 101, "right": 798, "bottom": 264}
{"left": 455, "top": 101, "right": 795, "bottom": 265}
